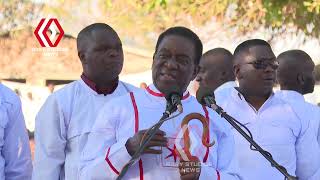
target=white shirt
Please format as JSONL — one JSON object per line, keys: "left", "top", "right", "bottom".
{"left": 80, "top": 84, "right": 241, "bottom": 180}
{"left": 0, "top": 83, "right": 32, "bottom": 180}
{"left": 32, "top": 79, "right": 138, "bottom": 180}
{"left": 215, "top": 81, "right": 238, "bottom": 95}
{"left": 219, "top": 88, "right": 320, "bottom": 180}
{"left": 214, "top": 81, "right": 238, "bottom": 106}
{"left": 22, "top": 97, "right": 41, "bottom": 132}
{"left": 275, "top": 90, "right": 320, "bottom": 146}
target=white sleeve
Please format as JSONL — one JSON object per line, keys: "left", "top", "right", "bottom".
{"left": 199, "top": 125, "right": 242, "bottom": 180}
{"left": 4, "top": 98, "right": 32, "bottom": 180}
{"left": 295, "top": 111, "right": 320, "bottom": 180}
{"left": 315, "top": 107, "right": 320, "bottom": 146}
{"left": 32, "top": 95, "right": 67, "bottom": 180}
{"left": 80, "top": 103, "right": 134, "bottom": 180}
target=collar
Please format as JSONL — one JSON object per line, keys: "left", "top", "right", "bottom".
{"left": 81, "top": 73, "right": 118, "bottom": 95}
{"left": 275, "top": 90, "right": 305, "bottom": 103}
{"left": 214, "top": 81, "right": 238, "bottom": 94}
{"left": 145, "top": 84, "right": 190, "bottom": 100}
{"left": 232, "top": 87, "right": 275, "bottom": 112}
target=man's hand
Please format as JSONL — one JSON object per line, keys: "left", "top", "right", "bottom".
{"left": 125, "top": 129, "right": 168, "bottom": 156}
{"left": 179, "top": 156, "right": 201, "bottom": 180}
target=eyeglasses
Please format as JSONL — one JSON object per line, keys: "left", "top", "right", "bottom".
{"left": 244, "top": 60, "right": 279, "bottom": 70}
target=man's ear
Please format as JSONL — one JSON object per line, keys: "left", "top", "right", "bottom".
{"left": 151, "top": 53, "right": 156, "bottom": 70}
{"left": 78, "top": 51, "right": 87, "bottom": 64}
{"left": 220, "top": 71, "right": 227, "bottom": 81}
{"left": 297, "top": 73, "right": 305, "bottom": 85}
{"left": 234, "top": 65, "right": 242, "bottom": 80}
{"left": 191, "top": 65, "right": 199, "bottom": 81}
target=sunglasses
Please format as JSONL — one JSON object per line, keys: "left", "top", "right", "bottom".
{"left": 244, "top": 60, "right": 279, "bottom": 70}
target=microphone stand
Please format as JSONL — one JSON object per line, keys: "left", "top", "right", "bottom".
{"left": 116, "top": 102, "right": 179, "bottom": 180}
{"left": 205, "top": 99, "right": 297, "bottom": 180}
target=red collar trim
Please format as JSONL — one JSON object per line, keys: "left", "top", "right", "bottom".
{"left": 145, "top": 86, "right": 190, "bottom": 100}
{"left": 81, "top": 73, "right": 118, "bottom": 95}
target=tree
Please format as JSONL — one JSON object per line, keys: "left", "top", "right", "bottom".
{"left": 0, "top": 0, "right": 43, "bottom": 34}
{"left": 97, "top": 0, "right": 320, "bottom": 36}
{"left": 1, "top": 0, "right": 320, "bottom": 49}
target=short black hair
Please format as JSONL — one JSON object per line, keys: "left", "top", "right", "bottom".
{"left": 277, "top": 49, "right": 314, "bottom": 87}
{"left": 154, "top": 26, "right": 203, "bottom": 65}
{"left": 77, "top": 23, "right": 117, "bottom": 52}
{"left": 202, "top": 48, "right": 235, "bottom": 81}
{"left": 233, "top": 39, "right": 271, "bottom": 63}
{"left": 277, "top": 49, "right": 312, "bottom": 63}
{"left": 203, "top": 47, "right": 233, "bottom": 59}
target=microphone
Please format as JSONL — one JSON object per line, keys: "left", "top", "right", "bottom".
{"left": 195, "top": 86, "right": 297, "bottom": 180}
{"left": 196, "top": 86, "right": 215, "bottom": 106}
{"left": 196, "top": 86, "right": 223, "bottom": 114}
{"left": 163, "top": 87, "right": 183, "bottom": 113}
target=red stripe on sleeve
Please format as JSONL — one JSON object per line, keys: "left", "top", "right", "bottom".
{"left": 105, "top": 147, "right": 120, "bottom": 175}
{"left": 202, "top": 106, "right": 210, "bottom": 163}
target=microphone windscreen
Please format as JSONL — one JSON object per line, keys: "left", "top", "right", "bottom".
{"left": 162, "top": 85, "right": 183, "bottom": 101}
{"left": 196, "top": 86, "right": 214, "bottom": 105}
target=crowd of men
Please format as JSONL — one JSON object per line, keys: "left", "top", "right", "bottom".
{"left": 0, "top": 23, "right": 319, "bottom": 180}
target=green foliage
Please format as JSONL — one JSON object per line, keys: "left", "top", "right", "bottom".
{"left": 138, "top": 0, "right": 320, "bottom": 36}
{"left": 260, "top": 0, "right": 320, "bottom": 35}
{"left": 98, "top": 0, "right": 320, "bottom": 36}
{"left": 1, "top": 0, "right": 320, "bottom": 37}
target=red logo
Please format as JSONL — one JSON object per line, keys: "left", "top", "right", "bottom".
{"left": 34, "top": 18, "right": 64, "bottom": 47}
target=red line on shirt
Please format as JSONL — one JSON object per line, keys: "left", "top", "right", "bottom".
{"left": 130, "top": 92, "right": 139, "bottom": 133}
{"left": 217, "top": 170, "right": 221, "bottom": 180}
{"left": 130, "top": 92, "right": 144, "bottom": 180}
{"left": 202, "top": 105, "right": 210, "bottom": 163}
{"left": 105, "top": 147, "right": 120, "bottom": 175}
{"left": 145, "top": 86, "right": 190, "bottom": 100}
{"left": 139, "top": 159, "right": 144, "bottom": 180}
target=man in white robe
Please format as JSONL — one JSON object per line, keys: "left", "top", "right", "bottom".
{"left": 275, "top": 50, "right": 320, "bottom": 145}
{"left": 196, "top": 48, "right": 237, "bottom": 105}
{"left": 0, "top": 83, "right": 32, "bottom": 179}
{"left": 32, "top": 23, "right": 138, "bottom": 180}
{"left": 80, "top": 26, "right": 241, "bottom": 180}
{"left": 218, "top": 39, "right": 320, "bottom": 180}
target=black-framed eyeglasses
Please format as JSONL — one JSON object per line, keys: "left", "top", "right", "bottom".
{"left": 244, "top": 60, "right": 279, "bottom": 70}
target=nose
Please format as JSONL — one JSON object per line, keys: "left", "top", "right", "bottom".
{"left": 164, "top": 56, "right": 179, "bottom": 70}
{"left": 264, "top": 63, "right": 275, "bottom": 73}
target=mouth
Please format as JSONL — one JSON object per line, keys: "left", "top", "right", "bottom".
{"left": 106, "top": 63, "right": 121, "bottom": 69}
{"left": 159, "top": 72, "right": 176, "bottom": 81}
{"left": 263, "top": 78, "right": 275, "bottom": 84}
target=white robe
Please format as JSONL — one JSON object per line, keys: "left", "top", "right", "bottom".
{"left": 220, "top": 88, "right": 320, "bottom": 180}
{"left": 0, "top": 83, "right": 32, "bottom": 180}
{"left": 80, "top": 84, "right": 241, "bottom": 180}
{"left": 275, "top": 90, "right": 320, "bottom": 146}
{"left": 214, "top": 81, "right": 238, "bottom": 106}
{"left": 32, "top": 79, "right": 138, "bottom": 180}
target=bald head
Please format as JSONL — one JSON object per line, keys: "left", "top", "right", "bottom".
{"left": 277, "top": 50, "right": 315, "bottom": 94}
{"left": 202, "top": 48, "right": 234, "bottom": 80}
{"left": 203, "top": 48, "right": 233, "bottom": 63}
{"left": 77, "top": 23, "right": 118, "bottom": 53}
{"left": 196, "top": 48, "right": 235, "bottom": 91}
